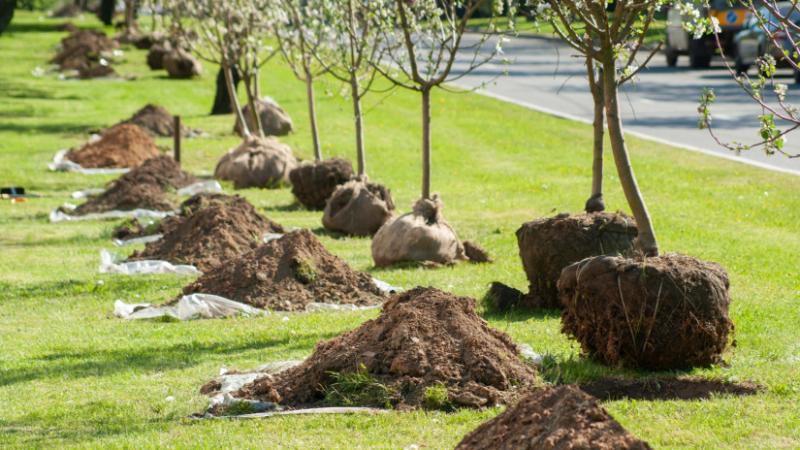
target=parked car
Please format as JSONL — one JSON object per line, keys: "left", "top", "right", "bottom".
{"left": 665, "top": 0, "right": 757, "bottom": 68}
{"left": 734, "top": 2, "right": 800, "bottom": 82}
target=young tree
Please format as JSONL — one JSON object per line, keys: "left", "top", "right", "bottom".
{"left": 532, "top": 0, "right": 665, "bottom": 256}
{"left": 315, "top": 0, "right": 386, "bottom": 177}
{"left": 374, "top": 0, "right": 511, "bottom": 201}
{"left": 699, "top": 0, "right": 800, "bottom": 159}
{"left": 274, "top": 0, "right": 331, "bottom": 161}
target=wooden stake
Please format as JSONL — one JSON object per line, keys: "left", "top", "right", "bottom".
{"left": 173, "top": 115, "right": 181, "bottom": 164}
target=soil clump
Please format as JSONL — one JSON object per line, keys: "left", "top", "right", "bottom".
{"left": 128, "top": 193, "right": 283, "bottom": 271}
{"left": 559, "top": 253, "right": 734, "bottom": 370}
{"left": 516, "top": 212, "right": 638, "bottom": 309}
{"left": 147, "top": 41, "right": 171, "bottom": 70}
{"left": 455, "top": 385, "right": 652, "bottom": 450}
{"left": 234, "top": 97, "right": 294, "bottom": 137}
{"left": 232, "top": 287, "right": 537, "bottom": 408}
{"left": 322, "top": 178, "right": 395, "bottom": 236}
{"left": 178, "top": 229, "right": 383, "bottom": 310}
{"left": 65, "top": 123, "right": 160, "bottom": 169}
{"left": 119, "top": 104, "right": 190, "bottom": 137}
{"left": 579, "top": 376, "right": 762, "bottom": 401}
{"left": 289, "top": 158, "right": 354, "bottom": 210}
{"left": 215, "top": 136, "right": 297, "bottom": 189}
{"left": 51, "top": 28, "right": 117, "bottom": 78}
{"left": 372, "top": 196, "right": 468, "bottom": 267}
{"left": 70, "top": 155, "right": 194, "bottom": 215}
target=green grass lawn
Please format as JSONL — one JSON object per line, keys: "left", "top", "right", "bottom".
{"left": 1, "top": 11, "right": 799, "bottom": 449}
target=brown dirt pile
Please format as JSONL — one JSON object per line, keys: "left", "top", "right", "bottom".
{"left": 456, "top": 385, "right": 652, "bottom": 450}
{"left": 51, "top": 28, "right": 117, "bottom": 77}
{"left": 579, "top": 376, "right": 762, "bottom": 402}
{"left": 128, "top": 194, "right": 283, "bottom": 272}
{"left": 322, "top": 178, "right": 395, "bottom": 236}
{"left": 234, "top": 287, "right": 537, "bottom": 408}
{"left": 120, "top": 104, "right": 184, "bottom": 137}
{"left": 289, "top": 158, "right": 354, "bottom": 210}
{"left": 178, "top": 229, "right": 383, "bottom": 310}
{"left": 71, "top": 155, "right": 193, "bottom": 215}
{"left": 65, "top": 124, "right": 160, "bottom": 169}
{"left": 51, "top": 4, "right": 81, "bottom": 17}
{"left": 147, "top": 41, "right": 171, "bottom": 70}
{"left": 559, "top": 254, "right": 734, "bottom": 370}
{"left": 516, "top": 212, "right": 638, "bottom": 309}
{"left": 163, "top": 48, "right": 202, "bottom": 78}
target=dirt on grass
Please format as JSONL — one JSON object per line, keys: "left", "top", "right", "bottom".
{"left": 178, "top": 229, "right": 384, "bottom": 311}
{"left": 128, "top": 193, "right": 283, "bottom": 271}
{"left": 51, "top": 28, "right": 117, "bottom": 78}
{"left": 65, "top": 124, "right": 160, "bottom": 169}
{"left": 120, "top": 104, "right": 186, "bottom": 137}
{"left": 455, "top": 385, "right": 652, "bottom": 450}
{"left": 322, "top": 178, "right": 395, "bottom": 237}
{"left": 289, "top": 158, "right": 354, "bottom": 210}
{"left": 559, "top": 253, "right": 734, "bottom": 370}
{"left": 147, "top": 41, "right": 171, "bottom": 70}
{"left": 71, "top": 155, "right": 193, "bottom": 215}
{"left": 233, "top": 287, "right": 537, "bottom": 409}
{"left": 516, "top": 212, "right": 638, "bottom": 309}
{"left": 579, "top": 376, "right": 762, "bottom": 401}
{"left": 235, "top": 97, "right": 294, "bottom": 137}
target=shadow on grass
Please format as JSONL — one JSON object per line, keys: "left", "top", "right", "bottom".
{"left": 0, "top": 329, "right": 338, "bottom": 388}
{"left": 262, "top": 202, "right": 306, "bottom": 213}
{"left": 482, "top": 306, "right": 561, "bottom": 323}
{"left": 310, "top": 226, "right": 361, "bottom": 241}
{"left": 6, "top": 21, "right": 72, "bottom": 34}
{"left": 0, "top": 120, "right": 89, "bottom": 135}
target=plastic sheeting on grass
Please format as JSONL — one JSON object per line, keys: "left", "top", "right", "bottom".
{"left": 50, "top": 204, "right": 175, "bottom": 223}
{"left": 69, "top": 180, "right": 224, "bottom": 202}
{"left": 114, "top": 294, "right": 265, "bottom": 321}
{"left": 113, "top": 234, "right": 164, "bottom": 247}
{"left": 48, "top": 148, "right": 131, "bottom": 175}
{"left": 99, "top": 249, "right": 200, "bottom": 275}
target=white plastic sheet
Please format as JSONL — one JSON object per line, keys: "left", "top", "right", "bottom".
{"left": 177, "top": 180, "right": 224, "bottom": 196}
{"left": 48, "top": 148, "right": 131, "bottom": 175}
{"left": 50, "top": 204, "right": 175, "bottom": 223}
{"left": 113, "top": 234, "right": 164, "bottom": 247}
{"left": 99, "top": 249, "right": 200, "bottom": 276}
{"left": 114, "top": 294, "right": 265, "bottom": 321}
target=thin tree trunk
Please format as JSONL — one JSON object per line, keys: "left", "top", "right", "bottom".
{"left": 602, "top": 63, "right": 658, "bottom": 256}
{"left": 305, "top": 70, "right": 322, "bottom": 161}
{"left": 244, "top": 72, "right": 265, "bottom": 137}
{"left": 224, "top": 61, "right": 250, "bottom": 138}
{"left": 586, "top": 65, "right": 606, "bottom": 213}
{"left": 422, "top": 88, "right": 432, "bottom": 200}
{"left": 351, "top": 76, "right": 366, "bottom": 177}
{"left": 254, "top": 67, "right": 261, "bottom": 100}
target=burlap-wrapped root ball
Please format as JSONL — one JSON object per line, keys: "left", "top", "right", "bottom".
{"left": 558, "top": 254, "right": 734, "bottom": 370}
{"left": 163, "top": 48, "right": 202, "bottom": 78}
{"left": 289, "top": 158, "right": 353, "bottom": 210}
{"left": 517, "top": 212, "right": 637, "bottom": 309}
{"left": 372, "top": 196, "right": 467, "bottom": 267}
{"left": 214, "top": 136, "right": 297, "bottom": 189}
{"left": 234, "top": 97, "right": 294, "bottom": 137}
{"left": 322, "top": 178, "right": 395, "bottom": 236}
{"left": 147, "top": 41, "right": 171, "bottom": 70}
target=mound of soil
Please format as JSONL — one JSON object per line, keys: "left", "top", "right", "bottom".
{"left": 147, "top": 41, "right": 171, "bottom": 70}
{"left": 235, "top": 97, "right": 294, "bottom": 137}
{"left": 233, "top": 287, "right": 537, "bottom": 409}
{"left": 559, "top": 254, "right": 734, "bottom": 370}
{"left": 51, "top": 28, "right": 117, "bottom": 77}
{"left": 163, "top": 48, "right": 202, "bottom": 78}
{"left": 73, "top": 182, "right": 175, "bottom": 215}
{"left": 455, "top": 385, "right": 651, "bottom": 450}
{"left": 128, "top": 194, "right": 283, "bottom": 271}
{"left": 51, "top": 3, "right": 82, "bottom": 17}
{"left": 71, "top": 155, "right": 193, "bottom": 215}
{"left": 516, "top": 212, "right": 638, "bottom": 309}
{"left": 579, "top": 376, "right": 762, "bottom": 402}
{"left": 322, "top": 178, "right": 395, "bottom": 236}
{"left": 289, "top": 159, "right": 353, "bottom": 210}
{"left": 483, "top": 282, "right": 524, "bottom": 312}
{"left": 178, "top": 229, "right": 384, "bottom": 311}
{"left": 120, "top": 104, "right": 184, "bottom": 137}
{"left": 372, "top": 196, "right": 467, "bottom": 267}
{"left": 65, "top": 123, "right": 160, "bottom": 169}
{"left": 215, "top": 136, "right": 297, "bottom": 189}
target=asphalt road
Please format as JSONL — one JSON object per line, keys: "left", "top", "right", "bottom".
{"left": 451, "top": 34, "right": 800, "bottom": 175}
